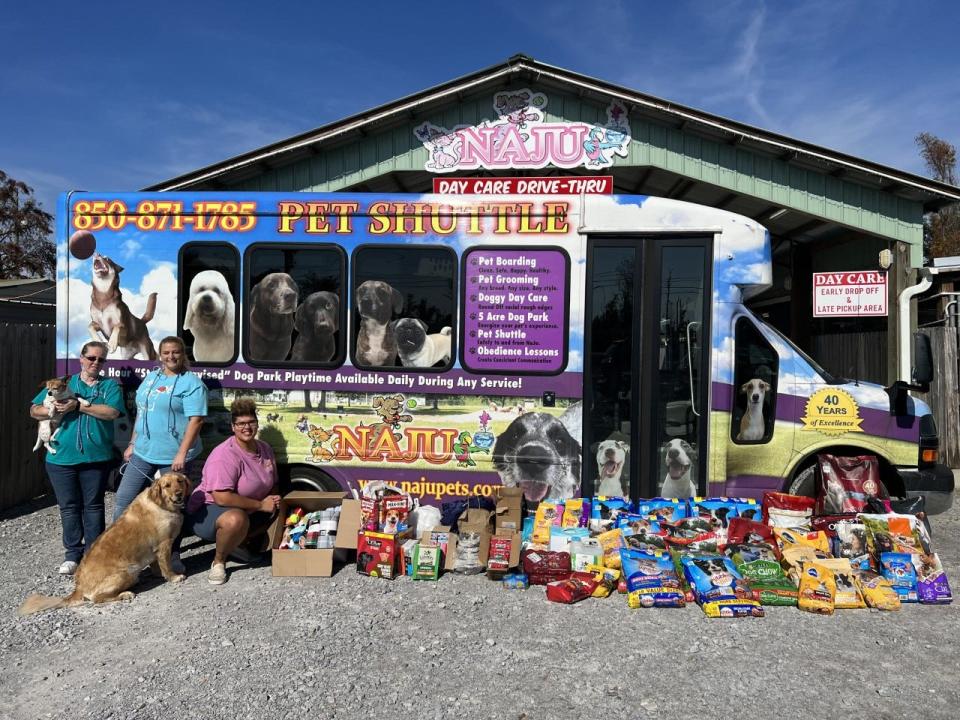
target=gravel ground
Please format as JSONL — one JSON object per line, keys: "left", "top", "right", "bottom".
{"left": 2, "top": 489, "right": 959, "bottom": 720}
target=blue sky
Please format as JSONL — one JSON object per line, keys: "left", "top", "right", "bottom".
{"left": 4, "top": 0, "right": 959, "bottom": 218}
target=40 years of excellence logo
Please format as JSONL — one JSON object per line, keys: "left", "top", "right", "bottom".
{"left": 801, "top": 388, "right": 863, "bottom": 436}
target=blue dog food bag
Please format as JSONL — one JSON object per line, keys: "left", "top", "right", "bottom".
{"left": 681, "top": 554, "right": 764, "bottom": 618}
{"left": 620, "top": 548, "right": 685, "bottom": 608}
{"left": 636, "top": 498, "right": 687, "bottom": 523}
{"left": 881, "top": 552, "right": 919, "bottom": 603}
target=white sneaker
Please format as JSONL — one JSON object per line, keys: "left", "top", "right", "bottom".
{"left": 171, "top": 552, "right": 186, "bottom": 575}
{"left": 208, "top": 562, "right": 227, "bottom": 585}
{"left": 58, "top": 561, "right": 78, "bottom": 576}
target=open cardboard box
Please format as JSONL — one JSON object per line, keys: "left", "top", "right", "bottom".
{"left": 494, "top": 486, "right": 524, "bottom": 531}
{"left": 269, "top": 491, "right": 362, "bottom": 577}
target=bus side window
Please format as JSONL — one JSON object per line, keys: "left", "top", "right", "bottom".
{"left": 731, "top": 317, "right": 779, "bottom": 444}
{"left": 351, "top": 246, "right": 457, "bottom": 371}
{"left": 179, "top": 243, "right": 240, "bottom": 366}
{"left": 244, "top": 244, "right": 345, "bottom": 366}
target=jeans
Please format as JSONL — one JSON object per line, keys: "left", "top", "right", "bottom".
{"left": 46, "top": 461, "right": 111, "bottom": 563}
{"left": 113, "top": 454, "right": 193, "bottom": 522}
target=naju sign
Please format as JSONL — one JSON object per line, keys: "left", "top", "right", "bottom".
{"left": 414, "top": 89, "right": 631, "bottom": 173}
{"left": 812, "top": 271, "right": 888, "bottom": 317}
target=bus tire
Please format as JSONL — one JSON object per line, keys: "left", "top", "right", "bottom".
{"left": 286, "top": 465, "right": 341, "bottom": 493}
{"left": 787, "top": 463, "right": 817, "bottom": 497}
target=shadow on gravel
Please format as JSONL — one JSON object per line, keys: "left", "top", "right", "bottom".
{"left": 0, "top": 493, "right": 57, "bottom": 521}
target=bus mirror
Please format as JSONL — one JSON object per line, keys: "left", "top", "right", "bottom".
{"left": 912, "top": 332, "right": 933, "bottom": 388}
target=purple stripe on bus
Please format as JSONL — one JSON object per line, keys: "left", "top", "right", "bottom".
{"left": 723, "top": 474, "right": 783, "bottom": 500}
{"left": 711, "top": 381, "right": 917, "bottom": 442}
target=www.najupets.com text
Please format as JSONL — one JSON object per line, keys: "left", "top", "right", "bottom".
{"left": 356, "top": 478, "right": 499, "bottom": 500}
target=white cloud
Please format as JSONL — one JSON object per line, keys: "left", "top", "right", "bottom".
{"left": 120, "top": 239, "right": 142, "bottom": 261}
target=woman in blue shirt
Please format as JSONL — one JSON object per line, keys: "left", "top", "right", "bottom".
{"left": 113, "top": 336, "right": 207, "bottom": 570}
{"left": 29, "top": 341, "right": 125, "bottom": 575}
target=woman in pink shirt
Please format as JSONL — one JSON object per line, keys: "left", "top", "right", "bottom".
{"left": 185, "top": 398, "right": 280, "bottom": 585}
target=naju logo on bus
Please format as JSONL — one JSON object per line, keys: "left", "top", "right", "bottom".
{"left": 414, "top": 89, "right": 632, "bottom": 173}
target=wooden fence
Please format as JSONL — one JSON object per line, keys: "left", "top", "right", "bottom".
{"left": 918, "top": 325, "right": 960, "bottom": 469}
{"left": 0, "top": 323, "right": 55, "bottom": 511}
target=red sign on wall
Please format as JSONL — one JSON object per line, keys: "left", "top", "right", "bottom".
{"left": 432, "top": 175, "right": 613, "bottom": 195}
{"left": 813, "top": 271, "right": 888, "bottom": 317}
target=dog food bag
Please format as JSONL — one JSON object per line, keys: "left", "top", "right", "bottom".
{"left": 818, "top": 558, "right": 865, "bottom": 609}
{"left": 413, "top": 543, "right": 441, "bottom": 581}
{"left": 833, "top": 522, "right": 873, "bottom": 570}
{"left": 589, "top": 497, "right": 632, "bottom": 532}
{"left": 853, "top": 569, "right": 901, "bottom": 611}
{"left": 532, "top": 503, "right": 561, "bottom": 545}
{"left": 691, "top": 497, "right": 741, "bottom": 526}
{"left": 915, "top": 553, "right": 953, "bottom": 604}
{"left": 545, "top": 572, "right": 600, "bottom": 604}
{"left": 726, "top": 517, "right": 777, "bottom": 552}
{"left": 762, "top": 492, "right": 816, "bottom": 529}
{"left": 680, "top": 555, "right": 763, "bottom": 618}
{"left": 815, "top": 453, "right": 884, "bottom": 515}
{"left": 636, "top": 498, "right": 687, "bottom": 523}
{"left": 486, "top": 535, "right": 514, "bottom": 580}
{"left": 562, "top": 498, "right": 589, "bottom": 528}
{"left": 664, "top": 516, "right": 721, "bottom": 549}
{"left": 725, "top": 543, "right": 797, "bottom": 606}
{"left": 773, "top": 527, "right": 831, "bottom": 555}
{"left": 880, "top": 552, "right": 919, "bottom": 603}
{"left": 521, "top": 549, "right": 572, "bottom": 585}
{"left": 731, "top": 497, "right": 760, "bottom": 521}
{"left": 861, "top": 514, "right": 927, "bottom": 561}
{"left": 619, "top": 515, "right": 669, "bottom": 553}
{"left": 621, "top": 548, "right": 685, "bottom": 608}
{"left": 797, "top": 562, "right": 836, "bottom": 615}
{"left": 453, "top": 531, "right": 484, "bottom": 575}
{"left": 597, "top": 528, "right": 625, "bottom": 569}
{"left": 781, "top": 546, "right": 832, "bottom": 585}
{"left": 586, "top": 563, "right": 621, "bottom": 598}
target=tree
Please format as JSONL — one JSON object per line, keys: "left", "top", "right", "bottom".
{"left": 0, "top": 171, "right": 55, "bottom": 278}
{"left": 916, "top": 133, "right": 960, "bottom": 261}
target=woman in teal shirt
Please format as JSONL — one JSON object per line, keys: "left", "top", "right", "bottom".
{"left": 29, "top": 341, "right": 124, "bottom": 575}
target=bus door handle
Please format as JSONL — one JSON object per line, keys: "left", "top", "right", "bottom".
{"left": 686, "top": 321, "right": 701, "bottom": 417}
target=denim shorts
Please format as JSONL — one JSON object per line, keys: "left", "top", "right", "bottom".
{"left": 185, "top": 504, "right": 272, "bottom": 542}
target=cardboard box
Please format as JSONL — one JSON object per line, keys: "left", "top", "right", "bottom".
{"left": 487, "top": 528, "right": 522, "bottom": 569}
{"left": 495, "top": 487, "right": 524, "bottom": 531}
{"left": 270, "top": 491, "right": 361, "bottom": 577}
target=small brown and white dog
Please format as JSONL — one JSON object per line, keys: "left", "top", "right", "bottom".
{"left": 33, "top": 377, "right": 86, "bottom": 454}
{"left": 737, "top": 378, "right": 771, "bottom": 442}
{"left": 18, "top": 473, "right": 191, "bottom": 615}
{"left": 88, "top": 253, "right": 158, "bottom": 360}
{"left": 356, "top": 280, "right": 403, "bottom": 367}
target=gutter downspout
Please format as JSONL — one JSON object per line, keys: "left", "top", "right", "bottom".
{"left": 898, "top": 267, "right": 936, "bottom": 381}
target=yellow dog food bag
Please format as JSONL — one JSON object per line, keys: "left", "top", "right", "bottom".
{"left": 854, "top": 569, "right": 901, "bottom": 611}
{"left": 818, "top": 558, "right": 865, "bottom": 609}
{"left": 597, "top": 528, "right": 625, "bottom": 569}
{"left": 798, "top": 562, "right": 836, "bottom": 615}
{"left": 774, "top": 527, "right": 831, "bottom": 555}
{"left": 532, "top": 503, "right": 560, "bottom": 545}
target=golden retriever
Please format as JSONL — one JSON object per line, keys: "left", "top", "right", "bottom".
{"left": 18, "top": 473, "right": 190, "bottom": 615}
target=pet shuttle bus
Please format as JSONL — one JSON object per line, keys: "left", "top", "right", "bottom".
{"left": 56, "top": 191, "right": 953, "bottom": 511}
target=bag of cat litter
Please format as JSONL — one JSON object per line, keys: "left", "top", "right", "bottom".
{"left": 880, "top": 552, "right": 918, "bottom": 602}
{"left": 915, "top": 553, "right": 953, "bottom": 605}
{"left": 853, "top": 569, "right": 901, "bottom": 611}
{"left": 798, "top": 562, "right": 836, "bottom": 615}
{"left": 818, "top": 558, "right": 865, "bottom": 609}
{"left": 589, "top": 497, "right": 632, "bottom": 532}
{"left": 621, "top": 548, "right": 685, "bottom": 608}
{"left": 636, "top": 497, "right": 687, "bottom": 523}
{"left": 725, "top": 543, "right": 797, "bottom": 606}
{"left": 680, "top": 554, "right": 763, "bottom": 618}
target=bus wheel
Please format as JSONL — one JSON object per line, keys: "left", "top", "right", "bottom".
{"left": 787, "top": 463, "right": 817, "bottom": 497}
{"left": 287, "top": 465, "right": 341, "bottom": 493}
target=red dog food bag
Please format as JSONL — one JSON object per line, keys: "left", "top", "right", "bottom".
{"left": 545, "top": 572, "right": 600, "bottom": 604}
{"left": 762, "top": 492, "right": 815, "bottom": 529}
{"left": 726, "top": 517, "right": 777, "bottom": 551}
{"left": 521, "top": 549, "right": 572, "bottom": 585}
{"left": 815, "top": 454, "right": 886, "bottom": 514}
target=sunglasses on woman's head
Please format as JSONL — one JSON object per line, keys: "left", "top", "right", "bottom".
{"left": 84, "top": 355, "right": 105, "bottom": 363}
